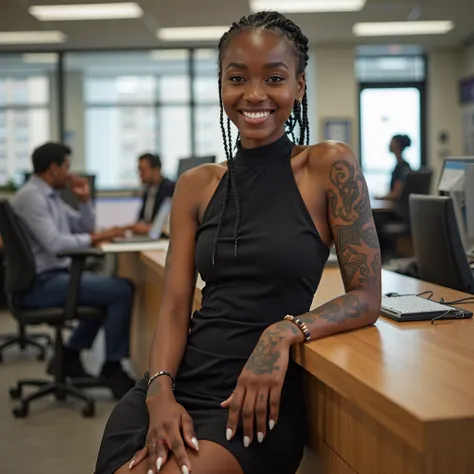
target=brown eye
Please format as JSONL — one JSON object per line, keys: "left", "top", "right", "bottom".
{"left": 229, "top": 76, "right": 246, "bottom": 83}
{"left": 267, "top": 76, "right": 284, "bottom": 83}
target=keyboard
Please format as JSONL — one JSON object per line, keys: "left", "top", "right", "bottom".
{"left": 381, "top": 295, "right": 472, "bottom": 322}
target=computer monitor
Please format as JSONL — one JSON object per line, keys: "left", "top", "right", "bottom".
{"left": 438, "top": 158, "right": 474, "bottom": 193}
{"left": 437, "top": 158, "right": 474, "bottom": 251}
{"left": 176, "top": 156, "right": 216, "bottom": 178}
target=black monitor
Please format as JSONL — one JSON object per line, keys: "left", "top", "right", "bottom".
{"left": 409, "top": 194, "right": 474, "bottom": 293}
{"left": 176, "top": 156, "right": 216, "bottom": 178}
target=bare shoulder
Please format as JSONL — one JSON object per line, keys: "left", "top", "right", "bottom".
{"left": 305, "top": 141, "right": 358, "bottom": 178}
{"left": 176, "top": 162, "right": 227, "bottom": 193}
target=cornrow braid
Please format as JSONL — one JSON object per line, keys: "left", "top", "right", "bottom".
{"left": 212, "top": 10, "right": 311, "bottom": 265}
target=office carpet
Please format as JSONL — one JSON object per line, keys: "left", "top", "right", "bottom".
{"left": 0, "top": 311, "right": 121, "bottom": 474}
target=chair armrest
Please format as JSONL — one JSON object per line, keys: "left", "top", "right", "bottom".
{"left": 57, "top": 247, "right": 104, "bottom": 259}
{"left": 60, "top": 247, "right": 103, "bottom": 319}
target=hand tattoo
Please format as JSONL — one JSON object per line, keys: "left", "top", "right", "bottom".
{"left": 245, "top": 328, "right": 285, "bottom": 375}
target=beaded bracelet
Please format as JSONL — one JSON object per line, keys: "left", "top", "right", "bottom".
{"left": 284, "top": 315, "right": 311, "bottom": 342}
{"left": 148, "top": 371, "right": 176, "bottom": 391}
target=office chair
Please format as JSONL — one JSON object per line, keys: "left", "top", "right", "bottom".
{"left": 23, "top": 173, "right": 96, "bottom": 210}
{"left": 176, "top": 156, "right": 216, "bottom": 178}
{"left": 0, "top": 200, "right": 108, "bottom": 417}
{"left": 380, "top": 169, "right": 433, "bottom": 259}
{"left": 394, "top": 168, "right": 433, "bottom": 225}
{"left": 409, "top": 194, "right": 474, "bottom": 293}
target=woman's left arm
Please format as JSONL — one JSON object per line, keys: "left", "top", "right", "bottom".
{"left": 224, "top": 144, "right": 382, "bottom": 447}
{"left": 294, "top": 143, "right": 382, "bottom": 338}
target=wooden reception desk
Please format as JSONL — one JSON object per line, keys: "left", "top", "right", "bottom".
{"left": 118, "top": 250, "right": 474, "bottom": 474}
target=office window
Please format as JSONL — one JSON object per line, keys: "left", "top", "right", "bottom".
{"left": 66, "top": 50, "right": 192, "bottom": 189}
{"left": 0, "top": 54, "right": 55, "bottom": 185}
{"left": 360, "top": 87, "right": 422, "bottom": 196}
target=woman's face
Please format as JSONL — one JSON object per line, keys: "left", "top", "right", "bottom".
{"left": 220, "top": 29, "right": 305, "bottom": 148}
{"left": 389, "top": 138, "right": 400, "bottom": 155}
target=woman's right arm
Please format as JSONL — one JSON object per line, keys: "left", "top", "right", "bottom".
{"left": 146, "top": 170, "right": 199, "bottom": 399}
{"left": 131, "top": 170, "right": 201, "bottom": 474}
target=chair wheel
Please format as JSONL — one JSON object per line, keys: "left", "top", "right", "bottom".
{"left": 9, "top": 386, "right": 21, "bottom": 400}
{"left": 82, "top": 403, "right": 95, "bottom": 418}
{"left": 37, "top": 352, "right": 46, "bottom": 362}
{"left": 13, "top": 405, "right": 28, "bottom": 418}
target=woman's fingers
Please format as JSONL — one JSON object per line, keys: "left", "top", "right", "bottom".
{"left": 226, "top": 386, "right": 245, "bottom": 442}
{"left": 155, "top": 439, "right": 169, "bottom": 472}
{"left": 220, "top": 393, "right": 233, "bottom": 408}
{"left": 254, "top": 389, "right": 269, "bottom": 444}
{"left": 241, "top": 389, "right": 257, "bottom": 447}
{"left": 169, "top": 427, "right": 192, "bottom": 474}
{"left": 268, "top": 381, "right": 282, "bottom": 431}
{"left": 128, "top": 447, "right": 148, "bottom": 470}
{"left": 146, "top": 437, "right": 159, "bottom": 474}
{"left": 181, "top": 412, "right": 199, "bottom": 452}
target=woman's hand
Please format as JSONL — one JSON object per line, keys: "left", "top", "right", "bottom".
{"left": 129, "top": 389, "right": 198, "bottom": 473}
{"left": 221, "top": 321, "right": 302, "bottom": 446}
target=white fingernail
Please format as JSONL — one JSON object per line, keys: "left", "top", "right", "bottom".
{"left": 243, "top": 436, "right": 250, "bottom": 448}
{"left": 182, "top": 466, "right": 189, "bottom": 474}
{"left": 257, "top": 432, "right": 264, "bottom": 443}
{"left": 129, "top": 459, "right": 135, "bottom": 469}
{"left": 192, "top": 437, "right": 199, "bottom": 451}
{"left": 148, "top": 470, "right": 153, "bottom": 474}
{"left": 226, "top": 428, "right": 233, "bottom": 441}
{"left": 269, "top": 419, "right": 275, "bottom": 430}
{"left": 157, "top": 457, "right": 163, "bottom": 471}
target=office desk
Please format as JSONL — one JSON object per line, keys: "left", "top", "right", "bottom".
{"left": 118, "top": 251, "right": 474, "bottom": 474}
{"left": 370, "top": 197, "right": 394, "bottom": 212}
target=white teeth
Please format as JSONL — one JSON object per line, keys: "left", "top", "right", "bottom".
{"left": 243, "top": 111, "right": 270, "bottom": 119}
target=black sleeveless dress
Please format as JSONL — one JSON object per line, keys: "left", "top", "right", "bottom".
{"left": 95, "top": 134, "right": 329, "bottom": 474}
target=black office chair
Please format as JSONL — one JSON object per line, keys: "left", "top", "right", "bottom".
{"left": 0, "top": 200, "right": 108, "bottom": 417}
{"left": 23, "top": 172, "right": 96, "bottom": 210}
{"left": 409, "top": 194, "right": 474, "bottom": 293}
{"left": 176, "top": 156, "right": 216, "bottom": 179}
{"left": 394, "top": 168, "right": 433, "bottom": 225}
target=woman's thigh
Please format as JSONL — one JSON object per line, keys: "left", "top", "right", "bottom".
{"left": 115, "top": 440, "right": 243, "bottom": 474}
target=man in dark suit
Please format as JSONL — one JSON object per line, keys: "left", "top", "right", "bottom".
{"left": 130, "top": 153, "right": 175, "bottom": 235}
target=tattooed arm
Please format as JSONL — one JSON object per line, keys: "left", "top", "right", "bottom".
{"left": 293, "top": 142, "right": 382, "bottom": 341}
{"left": 223, "top": 144, "right": 381, "bottom": 446}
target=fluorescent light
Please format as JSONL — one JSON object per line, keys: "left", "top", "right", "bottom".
{"left": 149, "top": 49, "right": 189, "bottom": 61}
{"left": 250, "top": 0, "right": 366, "bottom": 13}
{"left": 29, "top": 2, "right": 143, "bottom": 21}
{"left": 22, "top": 53, "right": 58, "bottom": 64}
{"left": 353, "top": 21, "right": 454, "bottom": 37}
{"left": 157, "top": 26, "right": 228, "bottom": 42}
{"left": 0, "top": 31, "right": 66, "bottom": 44}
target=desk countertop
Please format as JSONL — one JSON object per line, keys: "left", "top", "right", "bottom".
{"left": 140, "top": 250, "right": 474, "bottom": 450}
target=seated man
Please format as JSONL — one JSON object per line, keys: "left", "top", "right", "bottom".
{"left": 130, "top": 153, "right": 175, "bottom": 235}
{"left": 11, "top": 142, "right": 135, "bottom": 399}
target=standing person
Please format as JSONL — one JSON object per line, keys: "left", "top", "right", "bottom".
{"left": 11, "top": 142, "right": 136, "bottom": 399}
{"left": 377, "top": 134, "right": 412, "bottom": 200}
{"left": 131, "top": 153, "right": 175, "bottom": 235}
{"left": 95, "top": 11, "right": 381, "bottom": 474}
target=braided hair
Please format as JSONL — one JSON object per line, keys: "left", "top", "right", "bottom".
{"left": 212, "top": 11, "right": 310, "bottom": 265}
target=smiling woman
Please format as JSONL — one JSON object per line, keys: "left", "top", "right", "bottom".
{"left": 94, "top": 10, "right": 381, "bottom": 474}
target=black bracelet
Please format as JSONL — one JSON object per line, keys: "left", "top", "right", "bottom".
{"left": 284, "top": 315, "right": 311, "bottom": 341}
{"left": 148, "top": 371, "right": 176, "bottom": 391}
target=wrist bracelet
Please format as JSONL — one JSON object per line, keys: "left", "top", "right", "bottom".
{"left": 148, "top": 371, "right": 176, "bottom": 391}
{"left": 284, "top": 315, "right": 311, "bottom": 342}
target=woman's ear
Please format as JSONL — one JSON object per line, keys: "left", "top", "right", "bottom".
{"left": 297, "top": 73, "right": 306, "bottom": 100}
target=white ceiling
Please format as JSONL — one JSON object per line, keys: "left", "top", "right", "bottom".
{"left": 0, "top": 0, "right": 473, "bottom": 51}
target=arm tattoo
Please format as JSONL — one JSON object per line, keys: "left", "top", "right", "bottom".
{"left": 327, "top": 160, "right": 381, "bottom": 288}
{"left": 301, "top": 294, "right": 370, "bottom": 326}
